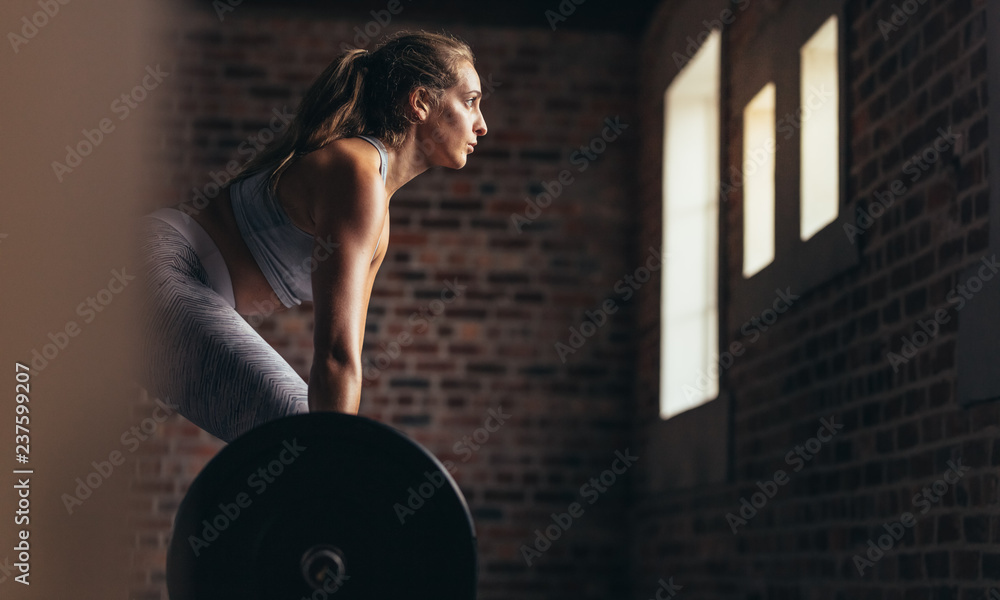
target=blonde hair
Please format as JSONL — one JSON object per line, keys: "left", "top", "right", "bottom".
{"left": 233, "top": 30, "right": 475, "bottom": 195}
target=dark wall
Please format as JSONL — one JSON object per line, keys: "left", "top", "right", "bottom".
{"left": 632, "top": 0, "right": 996, "bottom": 598}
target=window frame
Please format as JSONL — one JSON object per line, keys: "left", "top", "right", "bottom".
{"left": 728, "top": 0, "right": 855, "bottom": 324}
{"left": 645, "top": 0, "right": 735, "bottom": 492}
{"left": 956, "top": 3, "right": 1000, "bottom": 406}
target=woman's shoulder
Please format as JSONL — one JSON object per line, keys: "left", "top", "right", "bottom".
{"left": 286, "top": 138, "right": 386, "bottom": 211}
{"left": 270, "top": 136, "right": 386, "bottom": 234}
{"left": 303, "top": 137, "right": 384, "bottom": 181}
{"left": 280, "top": 137, "right": 384, "bottom": 199}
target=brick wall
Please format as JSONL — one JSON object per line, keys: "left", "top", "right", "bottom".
{"left": 130, "top": 7, "right": 639, "bottom": 600}
{"left": 632, "top": 0, "right": 995, "bottom": 598}
{"left": 127, "top": 2, "right": 994, "bottom": 598}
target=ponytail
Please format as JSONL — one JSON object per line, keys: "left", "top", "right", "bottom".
{"left": 234, "top": 48, "right": 370, "bottom": 196}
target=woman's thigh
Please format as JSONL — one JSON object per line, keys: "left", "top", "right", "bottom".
{"left": 136, "top": 217, "right": 307, "bottom": 443}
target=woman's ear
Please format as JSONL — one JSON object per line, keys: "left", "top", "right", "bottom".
{"left": 408, "top": 87, "right": 432, "bottom": 123}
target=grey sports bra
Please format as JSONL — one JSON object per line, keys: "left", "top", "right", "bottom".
{"left": 229, "top": 135, "right": 388, "bottom": 308}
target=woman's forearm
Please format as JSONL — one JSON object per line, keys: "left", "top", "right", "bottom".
{"left": 308, "top": 357, "right": 362, "bottom": 414}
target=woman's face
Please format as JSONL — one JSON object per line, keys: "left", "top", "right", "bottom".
{"left": 418, "top": 61, "right": 488, "bottom": 169}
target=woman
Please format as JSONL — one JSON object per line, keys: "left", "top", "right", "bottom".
{"left": 136, "top": 31, "right": 488, "bottom": 442}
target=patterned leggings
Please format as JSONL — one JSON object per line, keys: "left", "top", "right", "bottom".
{"left": 135, "top": 215, "right": 307, "bottom": 443}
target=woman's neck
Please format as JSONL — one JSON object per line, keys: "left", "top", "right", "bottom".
{"left": 381, "top": 131, "right": 432, "bottom": 199}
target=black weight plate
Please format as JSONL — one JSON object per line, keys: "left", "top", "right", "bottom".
{"left": 166, "top": 412, "right": 477, "bottom": 600}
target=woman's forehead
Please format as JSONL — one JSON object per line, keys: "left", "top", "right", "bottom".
{"left": 454, "top": 62, "right": 480, "bottom": 88}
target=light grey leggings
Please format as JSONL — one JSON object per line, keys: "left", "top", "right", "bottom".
{"left": 136, "top": 214, "right": 308, "bottom": 443}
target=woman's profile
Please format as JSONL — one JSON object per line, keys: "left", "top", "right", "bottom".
{"left": 136, "top": 31, "right": 488, "bottom": 442}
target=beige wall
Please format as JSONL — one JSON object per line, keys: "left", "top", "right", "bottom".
{"left": 0, "top": 1, "right": 171, "bottom": 596}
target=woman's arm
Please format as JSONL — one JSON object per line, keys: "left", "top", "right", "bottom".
{"left": 307, "top": 149, "right": 387, "bottom": 413}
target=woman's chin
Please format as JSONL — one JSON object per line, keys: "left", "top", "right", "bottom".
{"left": 445, "top": 155, "right": 468, "bottom": 170}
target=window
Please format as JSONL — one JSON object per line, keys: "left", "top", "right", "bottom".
{"left": 660, "top": 29, "right": 721, "bottom": 419}
{"left": 727, "top": 1, "right": 855, "bottom": 326}
{"left": 648, "top": 0, "right": 851, "bottom": 492}
{"left": 800, "top": 15, "right": 840, "bottom": 240}
{"left": 742, "top": 82, "right": 776, "bottom": 278}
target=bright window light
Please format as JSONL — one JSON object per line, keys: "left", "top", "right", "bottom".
{"left": 800, "top": 15, "right": 839, "bottom": 240}
{"left": 742, "top": 82, "right": 776, "bottom": 278}
{"left": 661, "top": 29, "right": 720, "bottom": 420}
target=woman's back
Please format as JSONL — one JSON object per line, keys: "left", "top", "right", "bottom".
{"left": 181, "top": 135, "right": 390, "bottom": 316}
